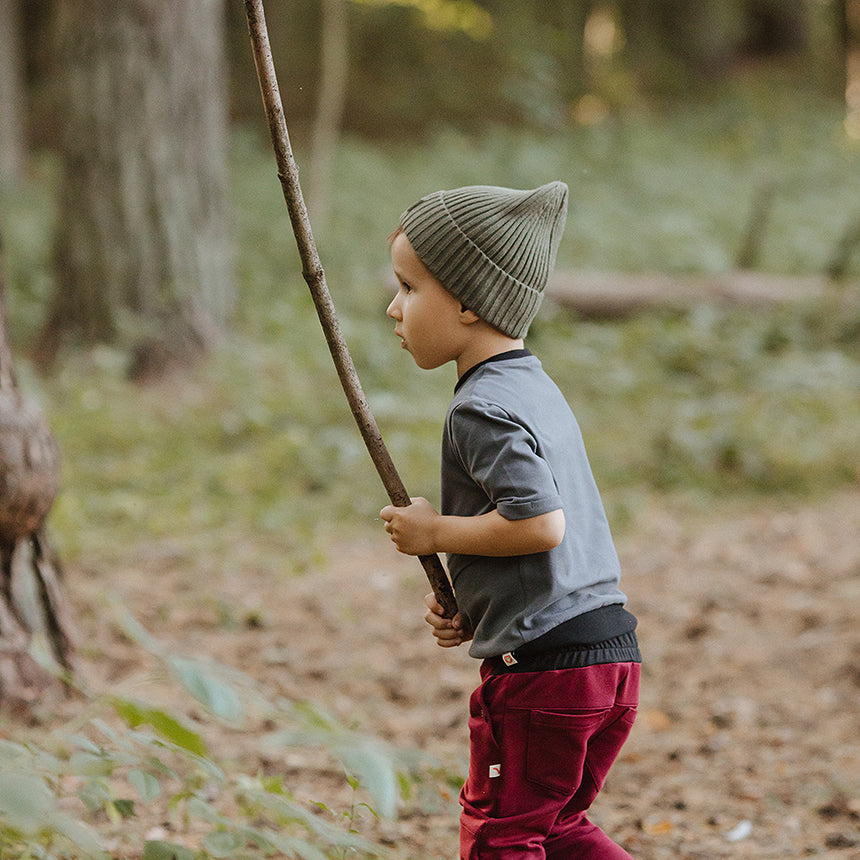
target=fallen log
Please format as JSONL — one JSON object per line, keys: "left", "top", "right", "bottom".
{"left": 385, "top": 269, "right": 857, "bottom": 319}
{"left": 543, "top": 270, "right": 857, "bottom": 318}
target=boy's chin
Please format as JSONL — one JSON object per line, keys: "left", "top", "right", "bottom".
{"left": 412, "top": 354, "right": 449, "bottom": 371}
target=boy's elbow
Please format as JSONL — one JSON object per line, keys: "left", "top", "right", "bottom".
{"left": 537, "top": 508, "right": 566, "bottom": 551}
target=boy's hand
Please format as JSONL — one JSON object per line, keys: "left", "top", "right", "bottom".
{"left": 423, "top": 593, "right": 472, "bottom": 648}
{"left": 380, "top": 497, "right": 439, "bottom": 556}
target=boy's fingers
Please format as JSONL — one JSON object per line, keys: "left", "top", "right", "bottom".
{"left": 422, "top": 593, "right": 467, "bottom": 647}
{"left": 423, "top": 608, "right": 451, "bottom": 630}
{"left": 424, "top": 592, "right": 464, "bottom": 631}
{"left": 423, "top": 592, "right": 443, "bottom": 613}
{"left": 434, "top": 635, "right": 463, "bottom": 648}
{"left": 428, "top": 622, "right": 464, "bottom": 646}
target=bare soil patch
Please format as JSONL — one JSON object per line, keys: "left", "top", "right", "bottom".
{"left": 47, "top": 489, "right": 860, "bottom": 858}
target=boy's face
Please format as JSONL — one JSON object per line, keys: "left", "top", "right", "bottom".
{"left": 387, "top": 232, "right": 472, "bottom": 371}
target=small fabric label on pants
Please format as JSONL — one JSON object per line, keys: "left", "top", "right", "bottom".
{"left": 489, "top": 764, "right": 501, "bottom": 778}
{"left": 502, "top": 652, "right": 518, "bottom": 666}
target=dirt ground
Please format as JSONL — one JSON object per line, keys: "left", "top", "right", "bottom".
{"left": 55, "top": 488, "right": 860, "bottom": 858}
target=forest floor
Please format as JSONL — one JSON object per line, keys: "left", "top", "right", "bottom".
{"left": 49, "top": 487, "right": 860, "bottom": 858}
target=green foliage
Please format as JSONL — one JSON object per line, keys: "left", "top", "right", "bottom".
{"left": 223, "top": 0, "right": 841, "bottom": 138}
{"left": 0, "top": 607, "right": 437, "bottom": 859}
{"left": 3, "top": 88, "right": 859, "bottom": 563}
{"left": 350, "top": 0, "right": 492, "bottom": 39}
{"left": 534, "top": 302, "right": 859, "bottom": 495}
{"left": 262, "top": 701, "right": 408, "bottom": 820}
{"left": 0, "top": 764, "right": 107, "bottom": 859}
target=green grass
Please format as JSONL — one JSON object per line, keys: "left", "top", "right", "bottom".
{"left": 3, "top": 88, "right": 859, "bottom": 565}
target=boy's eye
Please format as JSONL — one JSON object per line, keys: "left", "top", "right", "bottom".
{"left": 401, "top": 282, "right": 413, "bottom": 294}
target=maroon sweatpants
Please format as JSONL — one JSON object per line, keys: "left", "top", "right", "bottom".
{"left": 460, "top": 660, "right": 640, "bottom": 859}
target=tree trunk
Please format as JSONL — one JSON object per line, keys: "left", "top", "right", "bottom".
{"left": 847, "top": 0, "right": 860, "bottom": 138}
{"left": 36, "top": 0, "right": 234, "bottom": 379}
{"left": 0, "top": 233, "right": 74, "bottom": 716}
{"left": 0, "top": 0, "right": 27, "bottom": 186}
{"left": 554, "top": 0, "right": 595, "bottom": 106}
{"left": 805, "top": 0, "right": 849, "bottom": 97}
{"left": 308, "top": 0, "right": 349, "bottom": 229}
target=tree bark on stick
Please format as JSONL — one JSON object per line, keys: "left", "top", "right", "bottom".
{"left": 242, "top": 0, "right": 459, "bottom": 621}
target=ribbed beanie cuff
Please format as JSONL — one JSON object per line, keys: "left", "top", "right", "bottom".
{"left": 399, "top": 181, "right": 568, "bottom": 338}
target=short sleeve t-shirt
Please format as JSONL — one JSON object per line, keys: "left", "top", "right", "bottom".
{"left": 442, "top": 351, "right": 627, "bottom": 658}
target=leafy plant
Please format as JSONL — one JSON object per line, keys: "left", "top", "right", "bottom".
{"left": 0, "top": 602, "right": 447, "bottom": 859}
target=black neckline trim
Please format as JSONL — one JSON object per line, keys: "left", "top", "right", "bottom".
{"left": 454, "top": 349, "right": 532, "bottom": 393}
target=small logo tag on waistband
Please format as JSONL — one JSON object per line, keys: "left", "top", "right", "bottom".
{"left": 502, "top": 652, "right": 518, "bottom": 666}
{"left": 489, "top": 764, "right": 501, "bottom": 778}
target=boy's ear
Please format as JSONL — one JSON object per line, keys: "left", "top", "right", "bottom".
{"left": 459, "top": 304, "right": 480, "bottom": 325}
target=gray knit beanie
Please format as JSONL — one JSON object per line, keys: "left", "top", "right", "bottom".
{"left": 399, "top": 181, "right": 569, "bottom": 338}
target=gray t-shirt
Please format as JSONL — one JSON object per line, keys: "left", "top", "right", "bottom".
{"left": 441, "top": 351, "right": 626, "bottom": 658}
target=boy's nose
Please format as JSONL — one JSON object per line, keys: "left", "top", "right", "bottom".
{"left": 386, "top": 296, "right": 400, "bottom": 319}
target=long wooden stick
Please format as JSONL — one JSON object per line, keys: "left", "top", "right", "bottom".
{"left": 243, "top": 0, "right": 458, "bottom": 620}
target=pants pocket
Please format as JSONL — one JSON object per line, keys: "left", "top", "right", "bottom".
{"left": 579, "top": 706, "right": 637, "bottom": 799}
{"left": 525, "top": 709, "right": 606, "bottom": 795}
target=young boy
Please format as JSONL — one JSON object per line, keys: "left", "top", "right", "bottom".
{"left": 380, "top": 182, "right": 641, "bottom": 859}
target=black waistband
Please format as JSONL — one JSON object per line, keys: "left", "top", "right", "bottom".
{"left": 486, "top": 630, "right": 641, "bottom": 674}
{"left": 518, "top": 604, "right": 637, "bottom": 655}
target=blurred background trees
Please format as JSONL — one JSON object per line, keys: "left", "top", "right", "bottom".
{"left": 225, "top": 0, "right": 856, "bottom": 134}
{"left": 0, "top": 0, "right": 854, "bottom": 370}
{"left": 31, "top": 0, "right": 234, "bottom": 377}
{"left": 0, "top": 0, "right": 856, "bottom": 411}
{"left": 0, "top": 0, "right": 26, "bottom": 187}
{"left": 8, "top": 1, "right": 858, "bottom": 153}
{"left": 0, "top": 0, "right": 851, "bottom": 503}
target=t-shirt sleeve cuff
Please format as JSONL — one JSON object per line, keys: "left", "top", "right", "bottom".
{"left": 496, "top": 495, "right": 563, "bottom": 521}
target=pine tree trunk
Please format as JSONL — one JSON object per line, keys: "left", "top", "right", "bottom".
{"left": 0, "top": 237, "right": 74, "bottom": 716}
{"left": 36, "top": 0, "right": 234, "bottom": 378}
{"left": 308, "top": 0, "right": 349, "bottom": 229}
{"left": 0, "top": 0, "right": 26, "bottom": 187}
{"left": 806, "top": 0, "right": 849, "bottom": 97}
{"left": 556, "top": 0, "right": 595, "bottom": 105}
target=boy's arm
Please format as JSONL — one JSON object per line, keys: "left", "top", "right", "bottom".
{"left": 380, "top": 496, "right": 565, "bottom": 557}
